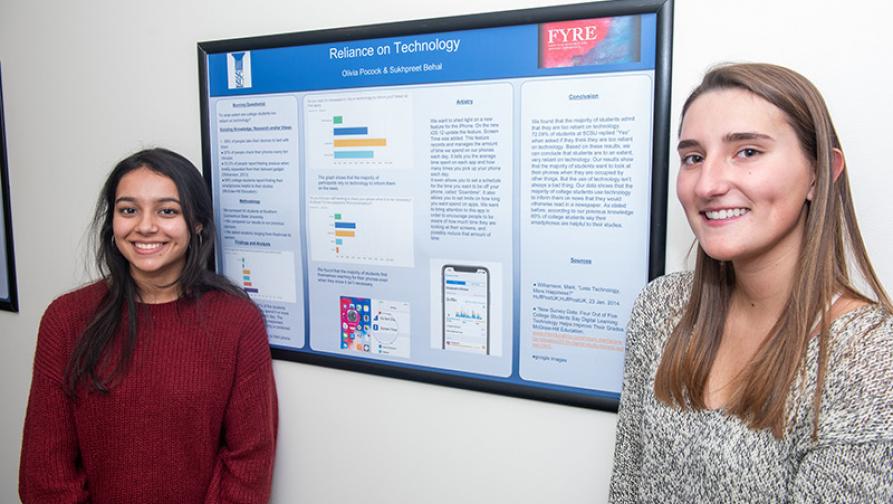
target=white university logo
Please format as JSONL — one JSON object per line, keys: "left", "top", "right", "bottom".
{"left": 227, "top": 51, "right": 252, "bottom": 89}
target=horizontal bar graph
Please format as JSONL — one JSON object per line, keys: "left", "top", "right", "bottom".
{"left": 240, "top": 262, "right": 259, "bottom": 293}
{"left": 308, "top": 196, "right": 415, "bottom": 267}
{"left": 335, "top": 215, "right": 356, "bottom": 247}
{"left": 305, "top": 92, "right": 412, "bottom": 170}
{"left": 222, "top": 249, "right": 298, "bottom": 304}
{"left": 331, "top": 117, "right": 382, "bottom": 160}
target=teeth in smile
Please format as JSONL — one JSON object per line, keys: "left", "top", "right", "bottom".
{"left": 134, "top": 242, "right": 163, "bottom": 250}
{"left": 705, "top": 208, "right": 748, "bottom": 220}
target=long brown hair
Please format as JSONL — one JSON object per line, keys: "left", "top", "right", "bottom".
{"left": 64, "top": 148, "right": 246, "bottom": 396}
{"left": 654, "top": 63, "right": 891, "bottom": 438}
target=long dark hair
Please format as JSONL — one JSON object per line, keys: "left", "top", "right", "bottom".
{"left": 65, "top": 148, "right": 246, "bottom": 395}
{"left": 653, "top": 64, "right": 891, "bottom": 438}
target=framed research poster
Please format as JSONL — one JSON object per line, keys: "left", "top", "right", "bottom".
{"left": 0, "top": 63, "right": 19, "bottom": 313}
{"left": 198, "top": 0, "right": 673, "bottom": 411}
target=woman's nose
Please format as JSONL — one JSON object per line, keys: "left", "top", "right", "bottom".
{"left": 136, "top": 212, "right": 158, "bottom": 234}
{"left": 693, "top": 157, "right": 731, "bottom": 199}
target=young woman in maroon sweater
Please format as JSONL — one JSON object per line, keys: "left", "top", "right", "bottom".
{"left": 20, "top": 148, "right": 278, "bottom": 503}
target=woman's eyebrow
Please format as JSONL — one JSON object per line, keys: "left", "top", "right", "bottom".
{"left": 724, "top": 131, "right": 774, "bottom": 143}
{"left": 114, "top": 196, "right": 181, "bottom": 204}
{"left": 677, "top": 133, "right": 775, "bottom": 152}
{"left": 677, "top": 139, "right": 701, "bottom": 151}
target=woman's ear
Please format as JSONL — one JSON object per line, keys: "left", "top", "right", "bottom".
{"left": 807, "top": 148, "right": 845, "bottom": 202}
{"left": 831, "top": 148, "right": 845, "bottom": 182}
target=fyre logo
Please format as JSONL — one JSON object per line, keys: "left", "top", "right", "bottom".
{"left": 226, "top": 51, "right": 252, "bottom": 89}
{"left": 547, "top": 25, "right": 599, "bottom": 44}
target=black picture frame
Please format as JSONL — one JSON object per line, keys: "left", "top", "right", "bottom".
{"left": 0, "top": 63, "right": 19, "bottom": 313}
{"left": 198, "top": 0, "right": 673, "bottom": 412}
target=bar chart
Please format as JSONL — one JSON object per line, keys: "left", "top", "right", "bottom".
{"left": 304, "top": 91, "right": 413, "bottom": 169}
{"left": 222, "top": 249, "right": 298, "bottom": 303}
{"left": 239, "top": 256, "right": 258, "bottom": 293}
{"left": 308, "top": 196, "right": 415, "bottom": 267}
{"left": 333, "top": 214, "right": 356, "bottom": 254}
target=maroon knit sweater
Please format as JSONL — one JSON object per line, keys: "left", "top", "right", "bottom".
{"left": 20, "top": 282, "right": 278, "bottom": 503}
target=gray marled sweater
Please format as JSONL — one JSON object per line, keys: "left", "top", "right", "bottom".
{"left": 609, "top": 272, "right": 893, "bottom": 503}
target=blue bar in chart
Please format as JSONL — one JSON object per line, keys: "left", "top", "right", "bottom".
{"left": 334, "top": 150, "right": 374, "bottom": 159}
{"left": 333, "top": 127, "right": 369, "bottom": 135}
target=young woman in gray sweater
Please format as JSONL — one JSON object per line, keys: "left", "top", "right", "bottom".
{"left": 609, "top": 63, "right": 893, "bottom": 503}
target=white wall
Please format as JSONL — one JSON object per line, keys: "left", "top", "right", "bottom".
{"left": 0, "top": 1, "right": 890, "bottom": 502}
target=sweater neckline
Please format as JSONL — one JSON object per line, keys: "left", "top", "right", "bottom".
{"left": 136, "top": 295, "right": 194, "bottom": 313}
{"left": 137, "top": 298, "right": 181, "bottom": 307}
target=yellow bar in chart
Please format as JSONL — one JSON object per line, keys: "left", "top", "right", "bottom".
{"left": 335, "top": 230, "right": 356, "bottom": 237}
{"left": 333, "top": 138, "right": 387, "bottom": 147}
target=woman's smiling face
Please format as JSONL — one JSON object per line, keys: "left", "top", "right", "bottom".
{"left": 112, "top": 167, "right": 192, "bottom": 290}
{"left": 676, "top": 88, "right": 816, "bottom": 267}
